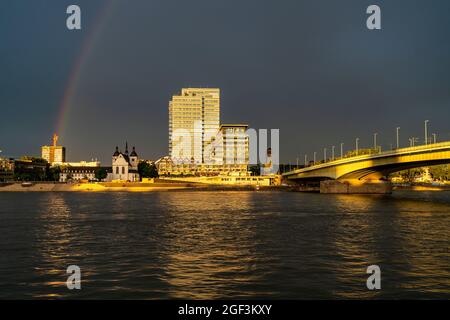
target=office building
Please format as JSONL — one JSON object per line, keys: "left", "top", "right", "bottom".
{"left": 169, "top": 88, "right": 220, "bottom": 164}
{"left": 41, "top": 134, "right": 66, "bottom": 165}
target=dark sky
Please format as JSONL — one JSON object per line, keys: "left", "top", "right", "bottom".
{"left": 1, "top": 0, "right": 449, "bottom": 164}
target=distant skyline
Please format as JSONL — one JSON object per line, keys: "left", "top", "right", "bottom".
{"left": 1, "top": 0, "right": 449, "bottom": 164}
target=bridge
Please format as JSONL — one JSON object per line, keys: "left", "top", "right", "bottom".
{"left": 283, "top": 141, "right": 450, "bottom": 193}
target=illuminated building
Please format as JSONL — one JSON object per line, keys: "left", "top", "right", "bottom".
{"left": 41, "top": 134, "right": 66, "bottom": 165}
{"left": 165, "top": 88, "right": 251, "bottom": 176}
{"left": 156, "top": 125, "right": 249, "bottom": 176}
{"left": 0, "top": 157, "right": 14, "bottom": 182}
{"left": 108, "top": 143, "right": 140, "bottom": 182}
{"left": 64, "top": 161, "right": 101, "bottom": 167}
{"left": 210, "top": 124, "right": 249, "bottom": 172}
{"left": 60, "top": 167, "right": 111, "bottom": 182}
{"left": 169, "top": 88, "right": 220, "bottom": 164}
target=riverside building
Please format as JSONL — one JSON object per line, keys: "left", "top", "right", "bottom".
{"left": 169, "top": 88, "right": 220, "bottom": 164}
{"left": 41, "top": 134, "right": 66, "bottom": 165}
{"left": 163, "top": 88, "right": 250, "bottom": 177}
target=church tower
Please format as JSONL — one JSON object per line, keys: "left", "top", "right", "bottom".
{"left": 113, "top": 146, "right": 120, "bottom": 161}
{"left": 130, "top": 146, "right": 138, "bottom": 170}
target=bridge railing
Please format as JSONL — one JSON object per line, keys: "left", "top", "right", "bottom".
{"left": 285, "top": 141, "right": 450, "bottom": 175}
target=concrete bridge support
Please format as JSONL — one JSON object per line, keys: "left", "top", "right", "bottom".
{"left": 320, "top": 179, "right": 392, "bottom": 194}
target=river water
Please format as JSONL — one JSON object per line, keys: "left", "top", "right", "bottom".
{"left": 0, "top": 191, "right": 449, "bottom": 299}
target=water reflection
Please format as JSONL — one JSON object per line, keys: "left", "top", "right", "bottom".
{"left": 34, "top": 193, "right": 74, "bottom": 298}
{"left": 331, "top": 192, "right": 450, "bottom": 299}
{"left": 330, "top": 195, "right": 382, "bottom": 299}
{"left": 390, "top": 194, "right": 450, "bottom": 297}
{"left": 156, "top": 192, "right": 274, "bottom": 299}
{"left": 0, "top": 191, "right": 448, "bottom": 299}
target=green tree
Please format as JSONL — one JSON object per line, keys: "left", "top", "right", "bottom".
{"left": 95, "top": 168, "right": 108, "bottom": 181}
{"left": 398, "top": 168, "right": 424, "bottom": 183}
{"left": 46, "top": 165, "right": 61, "bottom": 181}
{"left": 138, "top": 161, "right": 159, "bottom": 179}
{"left": 429, "top": 164, "right": 449, "bottom": 181}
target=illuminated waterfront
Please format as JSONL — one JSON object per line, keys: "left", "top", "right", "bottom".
{"left": 0, "top": 191, "right": 449, "bottom": 299}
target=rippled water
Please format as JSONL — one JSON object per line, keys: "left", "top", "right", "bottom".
{"left": 0, "top": 191, "right": 449, "bottom": 299}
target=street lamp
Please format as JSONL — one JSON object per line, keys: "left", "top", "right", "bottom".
{"left": 332, "top": 145, "right": 335, "bottom": 160}
{"left": 304, "top": 154, "right": 308, "bottom": 167}
{"left": 324, "top": 148, "right": 327, "bottom": 162}
{"left": 340, "top": 143, "right": 344, "bottom": 158}
{"left": 424, "top": 120, "right": 429, "bottom": 145}
{"left": 313, "top": 152, "right": 316, "bottom": 164}
{"left": 432, "top": 133, "right": 437, "bottom": 144}
{"left": 396, "top": 127, "right": 400, "bottom": 149}
{"left": 373, "top": 133, "right": 378, "bottom": 151}
{"left": 355, "top": 138, "right": 359, "bottom": 155}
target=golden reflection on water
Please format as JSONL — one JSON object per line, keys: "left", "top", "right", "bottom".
{"left": 390, "top": 196, "right": 450, "bottom": 295}
{"left": 34, "top": 193, "right": 73, "bottom": 298}
{"left": 9, "top": 191, "right": 448, "bottom": 299}
{"left": 331, "top": 194, "right": 382, "bottom": 299}
{"left": 331, "top": 193, "right": 450, "bottom": 298}
{"left": 155, "top": 192, "right": 270, "bottom": 299}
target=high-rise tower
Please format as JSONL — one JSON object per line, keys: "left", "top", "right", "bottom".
{"left": 168, "top": 88, "right": 220, "bottom": 164}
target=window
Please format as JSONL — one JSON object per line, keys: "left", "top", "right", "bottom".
{"left": 116, "top": 167, "right": 119, "bottom": 174}
{"left": 122, "top": 167, "right": 125, "bottom": 174}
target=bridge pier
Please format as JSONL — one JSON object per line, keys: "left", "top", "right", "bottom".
{"left": 320, "top": 179, "right": 392, "bottom": 194}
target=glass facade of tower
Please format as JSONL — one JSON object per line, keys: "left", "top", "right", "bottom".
{"left": 169, "top": 88, "right": 220, "bottom": 164}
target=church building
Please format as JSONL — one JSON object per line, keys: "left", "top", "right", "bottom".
{"left": 108, "top": 143, "right": 140, "bottom": 182}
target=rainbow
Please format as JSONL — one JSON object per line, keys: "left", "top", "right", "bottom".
{"left": 55, "top": 1, "right": 117, "bottom": 138}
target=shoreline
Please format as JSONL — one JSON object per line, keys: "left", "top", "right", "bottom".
{"left": 393, "top": 184, "right": 450, "bottom": 192}
{"left": 1, "top": 182, "right": 449, "bottom": 192}
{"left": 0, "top": 182, "right": 291, "bottom": 192}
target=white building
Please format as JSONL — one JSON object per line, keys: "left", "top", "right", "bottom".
{"left": 59, "top": 166, "right": 108, "bottom": 182}
{"left": 107, "top": 143, "right": 140, "bottom": 182}
{"left": 156, "top": 125, "right": 250, "bottom": 176}
{"left": 169, "top": 88, "right": 220, "bottom": 164}
{"left": 63, "top": 160, "right": 101, "bottom": 167}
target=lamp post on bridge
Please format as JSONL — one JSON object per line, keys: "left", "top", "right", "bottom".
{"left": 313, "top": 152, "right": 316, "bottom": 165}
{"left": 373, "top": 133, "right": 378, "bottom": 152}
{"left": 432, "top": 133, "right": 437, "bottom": 144}
{"left": 424, "top": 120, "right": 429, "bottom": 145}
{"left": 409, "top": 137, "right": 418, "bottom": 147}
{"left": 396, "top": 127, "right": 400, "bottom": 149}
{"left": 323, "top": 148, "right": 327, "bottom": 162}
{"left": 340, "top": 143, "right": 344, "bottom": 158}
{"left": 355, "top": 138, "right": 359, "bottom": 155}
{"left": 304, "top": 154, "right": 308, "bottom": 167}
{"left": 332, "top": 146, "right": 335, "bottom": 160}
